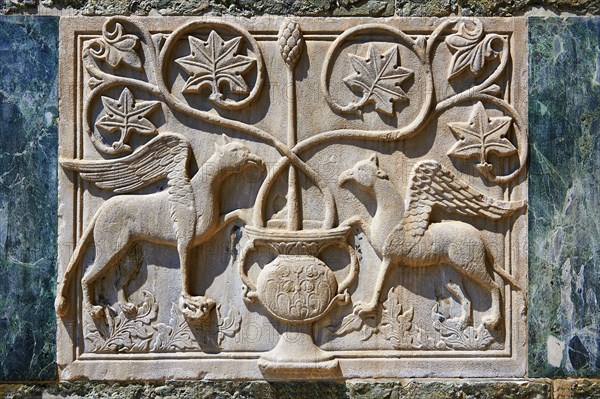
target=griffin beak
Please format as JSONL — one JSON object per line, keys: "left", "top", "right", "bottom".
{"left": 338, "top": 170, "right": 353, "bottom": 186}
{"left": 247, "top": 153, "right": 265, "bottom": 170}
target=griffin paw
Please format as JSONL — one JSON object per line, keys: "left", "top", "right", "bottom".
{"left": 89, "top": 305, "right": 105, "bottom": 320}
{"left": 353, "top": 301, "right": 377, "bottom": 316}
{"left": 179, "top": 295, "right": 216, "bottom": 325}
{"left": 482, "top": 315, "right": 500, "bottom": 330}
{"left": 120, "top": 302, "right": 138, "bottom": 318}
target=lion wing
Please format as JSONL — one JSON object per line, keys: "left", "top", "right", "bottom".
{"left": 402, "top": 160, "right": 526, "bottom": 237}
{"left": 60, "top": 133, "right": 191, "bottom": 194}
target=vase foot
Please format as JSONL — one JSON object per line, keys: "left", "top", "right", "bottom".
{"left": 257, "top": 329, "right": 340, "bottom": 379}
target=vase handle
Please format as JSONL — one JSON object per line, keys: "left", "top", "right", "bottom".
{"left": 337, "top": 243, "right": 359, "bottom": 295}
{"left": 238, "top": 241, "right": 259, "bottom": 303}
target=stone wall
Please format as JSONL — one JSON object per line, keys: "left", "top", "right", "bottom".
{"left": 2, "top": 0, "right": 600, "bottom": 16}
{"left": 0, "top": 1, "right": 599, "bottom": 398}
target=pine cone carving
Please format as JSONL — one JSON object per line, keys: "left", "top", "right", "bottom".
{"left": 278, "top": 19, "right": 304, "bottom": 68}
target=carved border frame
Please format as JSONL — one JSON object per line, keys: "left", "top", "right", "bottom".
{"left": 57, "top": 16, "right": 528, "bottom": 380}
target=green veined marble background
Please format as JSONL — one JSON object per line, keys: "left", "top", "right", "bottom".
{"left": 0, "top": 16, "right": 58, "bottom": 381}
{"left": 0, "top": 15, "right": 599, "bottom": 382}
{"left": 529, "top": 17, "right": 600, "bottom": 377}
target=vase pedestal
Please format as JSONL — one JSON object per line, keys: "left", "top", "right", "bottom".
{"left": 257, "top": 325, "right": 340, "bottom": 378}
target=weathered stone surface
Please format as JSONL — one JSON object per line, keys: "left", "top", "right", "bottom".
{"left": 350, "top": 381, "right": 550, "bottom": 398}
{"left": 56, "top": 16, "right": 527, "bottom": 380}
{"left": 396, "top": 0, "right": 456, "bottom": 17}
{"left": 0, "top": 380, "right": 552, "bottom": 398}
{"left": 553, "top": 379, "right": 600, "bottom": 399}
{"left": 6, "top": 0, "right": 600, "bottom": 15}
{"left": 33, "top": 0, "right": 394, "bottom": 16}
{"left": 0, "top": 16, "right": 58, "bottom": 381}
{"left": 528, "top": 17, "right": 600, "bottom": 378}
{"left": 460, "top": 0, "right": 598, "bottom": 16}
{"left": 0, "top": 0, "right": 37, "bottom": 14}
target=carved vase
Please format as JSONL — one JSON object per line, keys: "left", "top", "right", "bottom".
{"left": 240, "top": 224, "right": 357, "bottom": 376}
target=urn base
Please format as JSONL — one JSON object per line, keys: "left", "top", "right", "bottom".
{"left": 257, "top": 328, "right": 340, "bottom": 378}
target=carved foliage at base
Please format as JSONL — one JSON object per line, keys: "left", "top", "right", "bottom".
{"left": 84, "top": 293, "right": 242, "bottom": 353}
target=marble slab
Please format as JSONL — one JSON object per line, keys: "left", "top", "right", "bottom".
{"left": 529, "top": 17, "right": 600, "bottom": 377}
{"left": 0, "top": 16, "right": 58, "bottom": 381}
{"left": 56, "top": 16, "right": 527, "bottom": 380}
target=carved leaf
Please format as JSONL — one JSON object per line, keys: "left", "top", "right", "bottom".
{"left": 335, "top": 312, "right": 364, "bottom": 335}
{"left": 85, "top": 291, "right": 159, "bottom": 353}
{"left": 445, "top": 20, "right": 499, "bottom": 80}
{"left": 447, "top": 102, "right": 515, "bottom": 163}
{"left": 216, "top": 304, "right": 242, "bottom": 345}
{"left": 434, "top": 320, "right": 495, "bottom": 350}
{"left": 432, "top": 303, "right": 495, "bottom": 351}
{"left": 380, "top": 287, "right": 415, "bottom": 349}
{"left": 152, "top": 303, "right": 197, "bottom": 352}
{"left": 95, "top": 88, "right": 160, "bottom": 151}
{"left": 344, "top": 45, "right": 413, "bottom": 116}
{"left": 176, "top": 31, "right": 256, "bottom": 100}
{"left": 91, "top": 22, "right": 143, "bottom": 71}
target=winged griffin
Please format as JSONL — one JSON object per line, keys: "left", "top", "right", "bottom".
{"left": 55, "top": 133, "right": 264, "bottom": 323}
{"left": 339, "top": 154, "right": 525, "bottom": 329}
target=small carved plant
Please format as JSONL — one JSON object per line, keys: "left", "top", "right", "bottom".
{"left": 432, "top": 302, "right": 495, "bottom": 350}
{"left": 85, "top": 291, "right": 158, "bottom": 353}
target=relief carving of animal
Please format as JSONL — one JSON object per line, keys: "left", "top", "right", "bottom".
{"left": 55, "top": 133, "right": 264, "bottom": 323}
{"left": 339, "top": 154, "right": 525, "bottom": 329}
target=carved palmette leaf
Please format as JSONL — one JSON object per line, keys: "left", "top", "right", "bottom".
{"left": 84, "top": 329, "right": 104, "bottom": 352}
{"left": 380, "top": 288, "right": 414, "bottom": 349}
{"left": 445, "top": 20, "right": 502, "bottom": 80}
{"left": 176, "top": 31, "right": 256, "bottom": 101}
{"left": 270, "top": 241, "right": 319, "bottom": 255}
{"left": 432, "top": 304, "right": 495, "bottom": 351}
{"left": 434, "top": 322, "right": 494, "bottom": 350}
{"left": 344, "top": 45, "right": 413, "bottom": 116}
{"left": 447, "top": 102, "right": 515, "bottom": 161}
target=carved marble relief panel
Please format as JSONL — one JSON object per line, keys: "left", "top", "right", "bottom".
{"left": 57, "top": 17, "right": 528, "bottom": 380}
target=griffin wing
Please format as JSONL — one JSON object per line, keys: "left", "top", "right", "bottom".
{"left": 60, "top": 133, "right": 191, "bottom": 193}
{"left": 61, "top": 132, "right": 195, "bottom": 243}
{"left": 402, "top": 160, "right": 526, "bottom": 237}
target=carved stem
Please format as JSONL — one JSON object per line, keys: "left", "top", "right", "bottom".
{"left": 286, "top": 65, "right": 301, "bottom": 231}
{"left": 154, "top": 19, "right": 336, "bottom": 229}
{"left": 280, "top": 19, "right": 304, "bottom": 231}
{"left": 254, "top": 25, "right": 522, "bottom": 200}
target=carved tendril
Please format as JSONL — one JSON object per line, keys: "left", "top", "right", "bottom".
{"left": 316, "top": 18, "right": 525, "bottom": 184}
{"left": 82, "top": 17, "right": 338, "bottom": 228}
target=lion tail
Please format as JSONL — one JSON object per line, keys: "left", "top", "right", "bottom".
{"left": 56, "top": 210, "right": 100, "bottom": 315}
